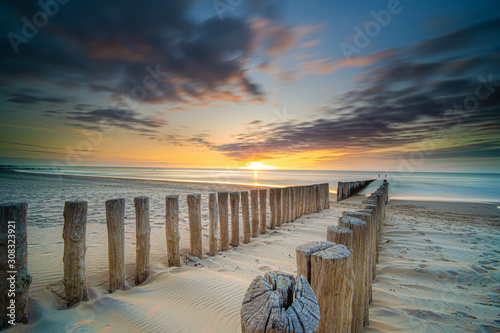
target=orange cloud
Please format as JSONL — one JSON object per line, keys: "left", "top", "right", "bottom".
{"left": 300, "top": 49, "right": 396, "bottom": 75}
{"left": 88, "top": 39, "right": 152, "bottom": 62}
{"left": 300, "top": 39, "right": 320, "bottom": 48}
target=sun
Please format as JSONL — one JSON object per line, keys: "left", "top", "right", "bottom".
{"left": 241, "top": 161, "right": 274, "bottom": 170}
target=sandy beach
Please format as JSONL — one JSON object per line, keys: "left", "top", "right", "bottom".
{"left": 3, "top": 173, "right": 498, "bottom": 332}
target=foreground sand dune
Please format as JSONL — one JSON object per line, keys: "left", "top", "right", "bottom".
{"left": 11, "top": 195, "right": 500, "bottom": 332}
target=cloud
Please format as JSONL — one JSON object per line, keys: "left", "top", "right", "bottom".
{"left": 60, "top": 108, "right": 168, "bottom": 135}
{"left": 412, "top": 17, "right": 500, "bottom": 57}
{"left": 4, "top": 90, "right": 69, "bottom": 104}
{"left": 300, "top": 39, "right": 320, "bottom": 48}
{"left": 0, "top": 1, "right": 266, "bottom": 109}
{"left": 299, "top": 49, "right": 397, "bottom": 75}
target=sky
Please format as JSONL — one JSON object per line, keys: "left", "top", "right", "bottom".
{"left": 0, "top": 0, "right": 499, "bottom": 172}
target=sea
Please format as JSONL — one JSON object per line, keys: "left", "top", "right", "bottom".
{"left": 1, "top": 166, "right": 499, "bottom": 227}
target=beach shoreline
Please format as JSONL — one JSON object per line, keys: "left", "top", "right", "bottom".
{"left": 2, "top": 187, "right": 497, "bottom": 332}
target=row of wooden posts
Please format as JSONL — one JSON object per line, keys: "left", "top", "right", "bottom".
{"left": 297, "top": 179, "right": 389, "bottom": 333}
{"left": 240, "top": 180, "right": 389, "bottom": 332}
{"left": 0, "top": 183, "right": 330, "bottom": 328}
{"left": 336, "top": 179, "right": 376, "bottom": 202}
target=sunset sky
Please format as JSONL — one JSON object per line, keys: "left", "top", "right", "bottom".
{"left": 1, "top": 0, "right": 499, "bottom": 172}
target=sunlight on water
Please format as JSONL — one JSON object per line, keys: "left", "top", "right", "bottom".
{"left": 7, "top": 166, "right": 500, "bottom": 204}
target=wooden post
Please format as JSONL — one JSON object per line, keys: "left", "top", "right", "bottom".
{"left": 286, "top": 187, "right": 290, "bottom": 222}
{"left": 208, "top": 193, "right": 219, "bottom": 256}
{"left": 315, "top": 184, "right": 321, "bottom": 212}
{"left": 311, "top": 244, "right": 354, "bottom": 333}
{"left": 269, "top": 188, "right": 276, "bottom": 230}
{"left": 259, "top": 189, "right": 267, "bottom": 234}
{"left": 282, "top": 187, "right": 288, "bottom": 224}
{"left": 218, "top": 192, "right": 229, "bottom": 251}
{"left": 326, "top": 225, "right": 353, "bottom": 249}
{"left": 290, "top": 186, "right": 295, "bottom": 222}
{"left": 276, "top": 188, "right": 282, "bottom": 226}
{"left": 339, "top": 216, "right": 368, "bottom": 332}
{"left": 296, "top": 241, "right": 335, "bottom": 283}
{"left": 325, "top": 183, "right": 330, "bottom": 209}
{"left": 165, "top": 195, "right": 181, "bottom": 267}
{"left": 305, "top": 186, "right": 311, "bottom": 213}
{"left": 62, "top": 201, "right": 88, "bottom": 307}
{"left": 230, "top": 192, "right": 240, "bottom": 247}
{"left": 187, "top": 194, "right": 202, "bottom": 258}
{"left": 307, "top": 185, "right": 313, "bottom": 213}
{"left": 106, "top": 198, "right": 126, "bottom": 293}
{"left": 134, "top": 196, "right": 150, "bottom": 285}
{"left": 250, "top": 190, "right": 259, "bottom": 238}
{"left": 343, "top": 210, "right": 373, "bottom": 324}
{"left": 363, "top": 202, "right": 379, "bottom": 279}
{"left": 241, "top": 271, "right": 320, "bottom": 332}
{"left": 283, "top": 187, "right": 290, "bottom": 223}
{"left": 241, "top": 191, "right": 251, "bottom": 244}
{"left": 299, "top": 186, "right": 304, "bottom": 217}
{"left": 0, "top": 203, "right": 31, "bottom": 328}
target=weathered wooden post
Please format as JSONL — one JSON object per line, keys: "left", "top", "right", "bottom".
{"left": 290, "top": 186, "right": 295, "bottom": 222}
{"left": 62, "top": 201, "right": 88, "bottom": 307}
{"left": 134, "top": 196, "right": 150, "bottom": 285}
{"left": 299, "top": 186, "right": 304, "bottom": 217}
{"left": 241, "top": 271, "right": 320, "bottom": 332}
{"left": 269, "top": 188, "right": 276, "bottom": 230}
{"left": 312, "top": 244, "right": 354, "bottom": 333}
{"left": 0, "top": 203, "right": 31, "bottom": 327}
{"left": 283, "top": 187, "right": 290, "bottom": 223}
{"left": 297, "top": 241, "right": 354, "bottom": 332}
{"left": 208, "top": 193, "right": 219, "bottom": 256}
{"left": 343, "top": 210, "right": 373, "bottom": 324}
{"left": 259, "top": 189, "right": 267, "bottom": 234}
{"left": 106, "top": 198, "right": 126, "bottom": 292}
{"left": 326, "top": 225, "right": 353, "bottom": 249}
{"left": 230, "top": 192, "right": 240, "bottom": 247}
{"left": 241, "top": 191, "right": 251, "bottom": 244}
{"left": 315, "top": 184, "right": 321, "bottom": 213}
{"left": 362, "top": 201, "right": 379, "bottom": 279}
{"left": 339, "top": 216, "right": 368, "bottom": 332}
{"left": 250, "top": 190, "right": 259, "bottom": 238}
{"left": 187, "top": 194, "right": 202, "bottom": 259}
{"left": 282, "top": 187, "right": 288, "bottom": 224}
{"left": 218, "top": 192, "right": 229, "bottom": 251}
{"left": 325, "top": 183, "right": 330, "bottom": 209}
{"left": 309, "top": 185, "right": 314, "bottom": 213}
{"left": 307, "top": 185, "right": 313, "bottom": 213}
{"left": 296, "top": 241, "right": 335, "bottom": 282}
{"left": 276, "top": 188, "right": 282, "bottom": 227}
{"left": 166, "top": 195, "right": 181, "bottom": 267}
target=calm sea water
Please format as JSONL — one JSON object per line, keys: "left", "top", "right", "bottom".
{"left": 11, "top": 166, "right": 500, "bottom": 204}
{"left": 1, "top": 166, "right": 498, "bottom": 227}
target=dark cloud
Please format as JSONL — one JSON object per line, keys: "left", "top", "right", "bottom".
{"left": 0, "top": 0, "right": 265, "bottom": 109}
{"left": 4, "top": 90, "right": 68, "bottom": 104}
{"left": 61, "top": 108, "right": 168, "bottom": 135}
{"left": 412, "top": 17, "right": 500, "bottom": 57}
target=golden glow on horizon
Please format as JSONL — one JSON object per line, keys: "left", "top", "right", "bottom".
{"left": 241, "top": 161, "right": 274, "bottom": 170}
